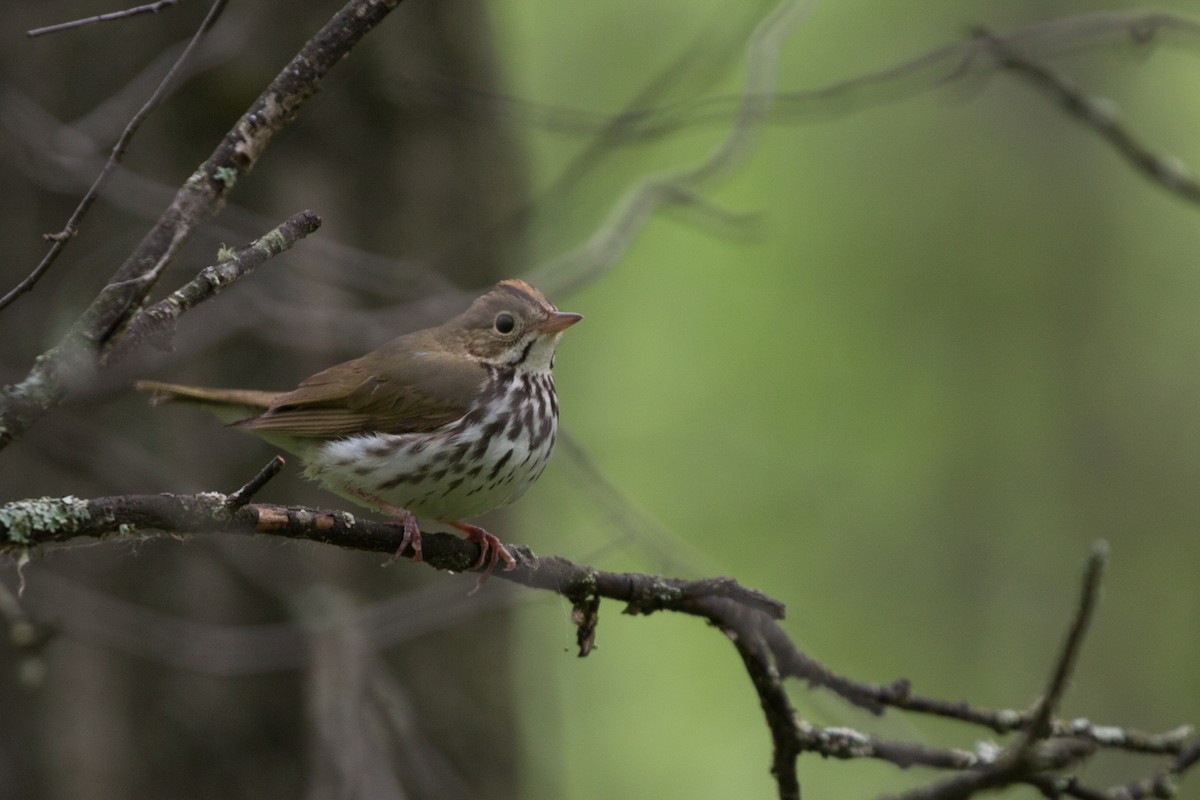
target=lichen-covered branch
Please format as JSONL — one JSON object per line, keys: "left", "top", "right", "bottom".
{"left": 0, "top": 0, "right": 404, "bottom": 451}
{"left": 105, "top": 211, "right": 322, "bottom": 362}
{"left": 1, "top": 488, "right": 1195, "bottom": 800}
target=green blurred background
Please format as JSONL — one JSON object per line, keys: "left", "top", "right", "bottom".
{"left": 2, "top": 1, "right": 1199, "bottom": 798}
{"left": 499, "top": 1, "right": 1200, "bottom": 796}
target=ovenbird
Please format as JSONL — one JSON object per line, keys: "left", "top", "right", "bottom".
{"left": 137, "top": 279, "right": 581, "bottom": 582}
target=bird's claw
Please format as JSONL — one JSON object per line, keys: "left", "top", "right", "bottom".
{"left": 448, "top": 521, "right": 516, "bottom": 591}
{"left": 384, "top": 509, "right": 423, "bottom": 565}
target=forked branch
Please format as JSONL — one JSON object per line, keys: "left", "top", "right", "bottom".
{"left": 0, "top": 0, "right": 405, "bottom": 451}
{"left": 0, "top": 485, "right": 1193, "bottom": 800}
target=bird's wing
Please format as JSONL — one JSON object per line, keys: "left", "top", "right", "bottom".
{"left": 235, "top": 340, "right": 486, "bottom": 438}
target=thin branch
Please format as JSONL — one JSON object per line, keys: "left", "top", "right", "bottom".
{"left": 2, "top": 0, "right": 228, "bottom": 313}
{"left": 225, "top": 456, "right": 286, "bottom": 511}
{"left": 879, "top": 739, "right": 1095, "bottom": 800}
{"left": 978, "top": 26, "right": 1200, "bottom": 205}
{"left": 729, "top": 623, "right": 801, "bottom": 800}
{"left": 2, "top": 494, "right": 1194, "bottom": 800}
{"left": 105, "top": 210, "right": 322, "bottom": 362}
{"left": 1020, "top": 541, "right": 1107, "bottom": 744}
{"left": 1113, "top": 736, "right": 1200, "bottom": 800}
{"left": 700, "top": 12, "right": 1200, "bottom": 135}
{"left": 526, "top": 9, "right": 1200, "bottom": 301}
{"left": 526, "top": 0, "right": 814, "bottom": 298}
{"left": 880, "top": 544, "right": 1109, "bottom": 800}
{"left": 26, "top": 0, "right": 183, "bottom": 38}
{"left": 0, "top": 0, "right": 405, "bottom": 451}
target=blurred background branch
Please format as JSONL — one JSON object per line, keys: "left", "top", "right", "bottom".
{"left": 25, "top": 1, "right": 185, "bottom": 39}
{"left": 0, "top": 0, "right": 402, "bottom": 450}
{"left": 0, "top": 0, "right": 226, "bottom": 314}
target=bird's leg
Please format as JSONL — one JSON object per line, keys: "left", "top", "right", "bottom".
{"left": 445, "top": 520, "right": 517, "bottom": 587}
{"left": 390, "top": 510, "right": 423, "bottom": 565}
{"left": 347, "top": 489, "right": 422, "bottom": 563}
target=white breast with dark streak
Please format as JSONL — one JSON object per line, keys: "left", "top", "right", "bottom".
{"left": 306, "top": 366, "right": 558, "bottom": 521}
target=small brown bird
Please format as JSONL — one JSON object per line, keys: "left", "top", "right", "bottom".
{"left": 137, "top": 279, "right": 581, "bottom": 582}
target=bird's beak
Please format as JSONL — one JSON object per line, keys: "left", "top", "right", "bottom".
{"left": 534, "top": 311, "right": 583, "bottom": 334}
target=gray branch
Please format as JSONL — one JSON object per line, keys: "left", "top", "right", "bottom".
{"left": 1, "top": 488, "right": 1195, "bottom": 800}
{"left": 0, "top": 0, "right": 405, "bottom": 451}
{"left": 105, "top": 211, "right": 322, "bottom": 362}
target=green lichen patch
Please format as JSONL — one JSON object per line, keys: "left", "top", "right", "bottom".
{"left": 0, "top": 495, "right": 91, "bottom": 544}
{"left": 258, "top": 228, "right": 287, "bottom": 253}
{"left": 213, "top": 165, "right": 239, "bottom": 188}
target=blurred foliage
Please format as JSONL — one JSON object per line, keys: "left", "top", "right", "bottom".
{"left": 1, "top": 1, "right": 1199, "bottom": 799}
{"left": 495, "top": 1, "right": 1200, "bottom": 798}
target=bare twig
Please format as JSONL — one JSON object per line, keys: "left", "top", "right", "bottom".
{"left": 526, "top": 0, "right": 814, "bottom": 298}
{"left": 2, "top": 0, "right": 228, "bottom": 313}
{"left": 226, "top": 457, "right": 286, "bottom": 511}
{"left": 1113, "top": 736, "right": 1200, "bottom": 800}
{"left": 106, "top": 210, "right": 322, "bottom": 361}
{"left": 0, "top": 0, "right": 405, "bottom": 451}
{"left": 717, "top": 13, "right": 1200, "bottom": 135}
{"left": 525, "top": 10, "right": 1200, "bottom": 301}
{"left": 1021, "top": 541, "right": 1107, "bottom": 745}
{"left": 465, "top": 13, "right": 1200, "bottom": 147}
{"left": 730, "top": 623, "right": 801, "bottom": 800}
{"left": 26, "top": 0, "right": 183, "bottom": 38}
{"left": 879, "top": 739, "right": 1095, "bottom": 800}
{"left": 978, "top": 26, "right": 1200, "bottom": 205}
{"left": 1, "top": 495, "right": 1193, "bottom": 799}
{"left": 880, "top": 544, "right": 1108, "bottom": 800}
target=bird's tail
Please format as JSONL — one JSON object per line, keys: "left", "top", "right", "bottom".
{"left": 134, "top": 380, "right": 281, "bottom": 425}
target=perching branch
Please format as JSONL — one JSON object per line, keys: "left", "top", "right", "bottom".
{"left": 1, "top": 485, "right": 1194, "bottom": 800}
{"left": 0, "top": 0, "right": 405, "bottom": 451}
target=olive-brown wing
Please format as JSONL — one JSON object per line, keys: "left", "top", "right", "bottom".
{"left": 235, "top": 338, "right": 486, "bottom": 438}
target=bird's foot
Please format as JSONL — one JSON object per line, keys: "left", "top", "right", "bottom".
{"left": 447, "top": 520, "right": 516, "bottom": 590}
{"left": 390, "top": 509, "right": 423, "bottom": 564}
{"left": 348, "top": 489, "right": 423, "bottom": 563}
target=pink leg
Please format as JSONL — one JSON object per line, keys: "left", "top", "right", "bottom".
{"left": 446, "top": 520, "right": 517, "bottom": 587}
{"left": 390, "top": 509, "right": 423, "bottom": 564}
{"left": 348, "top": 489, "right": 422, "bottom": 563}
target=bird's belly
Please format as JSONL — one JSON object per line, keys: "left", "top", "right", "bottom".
{"left": 306, "top": 402, "right": 557, "bottom": 522}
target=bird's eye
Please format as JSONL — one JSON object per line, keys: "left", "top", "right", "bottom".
{"left": 494, "top": 312, "right": 516, "bottom": 334}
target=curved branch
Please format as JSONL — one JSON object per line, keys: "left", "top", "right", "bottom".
{"left": 2, "top": 0, "right": 228, "bottom": 313}
{"left": 1, "top": 489, "right": 1195, "bottom": 800}
{"left": 0, "top": 490, "right": 784, "bottom": 621}
{"left": 978, "top": 28, "right": 1200, "bottom": 205}
{"left": 0, "top": 0, "right": 405, "bottom": 451}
